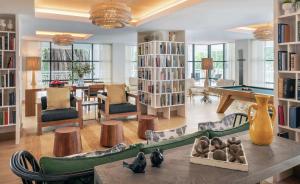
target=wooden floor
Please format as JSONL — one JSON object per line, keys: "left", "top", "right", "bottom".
{"left": 0, "top": 96, "right": 281, "bottom": 183}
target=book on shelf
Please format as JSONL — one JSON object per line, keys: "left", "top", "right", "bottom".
{"left": 278, "top": 78, "right": 296, "bottom": 98}
{"left": 9, "top": 110, "right": 16, "bottom": 124}
{"left": 289, "top": 53, "right": 300, "bottom": 71}
{"left": 9, "top": 92, "right": 15, "bottom": 105}
{"left": 0, "top": 110, "right": 9, "bottom": 125}
{"left": 9, "top": 34, "right": 15, "bottom": 50}
{"left": 298, "top": 79, "right": 300, "bottom": 100}
{"left": 278, "top": 24, "right": 290, "bottom": 43}
{"left": 278, "top": 51, "right": 288, "bottom": 71}
{"left": 278, "top": 105, "right": 285, "bottom": 126}
{"left": 289, "top": 106, "right": 300, "bottom": 128}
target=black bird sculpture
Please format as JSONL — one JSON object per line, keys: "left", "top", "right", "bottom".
{"left": 150, "top": 148, "right": 164, "bottom": 167}
{"left": 123, "top": 152, "right": 147, "bottom": 173}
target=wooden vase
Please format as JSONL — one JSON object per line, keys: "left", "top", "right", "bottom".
{"left": 247, "top": 95, "right": 276, "bottom": 145}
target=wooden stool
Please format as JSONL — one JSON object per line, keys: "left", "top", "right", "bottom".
{"left": 100, "top": 120, "right": 124, "bottom": 147}
{"left": 53, "top": 127, "right": 82, "bottom": 157}
{"left": 138, "top": 115, "right": 158, "bottom": 139}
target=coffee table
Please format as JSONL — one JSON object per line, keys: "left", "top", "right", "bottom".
{"left": 94, "top": 134, "right": 300, "bottom": 184}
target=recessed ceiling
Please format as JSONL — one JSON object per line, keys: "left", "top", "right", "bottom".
{"left": 35, "top": 0, "right": 202, "bottom": 25}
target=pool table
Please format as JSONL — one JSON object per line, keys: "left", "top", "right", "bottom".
{"left": 209, "top": 85, "right": 274, "bottom": 113}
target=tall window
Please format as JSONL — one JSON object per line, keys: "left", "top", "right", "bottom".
{"left": 187, "top": 43, "right": 234, "bottom": 86}
{"left": 40, "top": 42, "right": 112, "bottom": 84}
{"left": 125, "top": 45, "right": 137, "bottom": 83}
{"left": 249, "top": 40, "right": 274, "bottom": 88}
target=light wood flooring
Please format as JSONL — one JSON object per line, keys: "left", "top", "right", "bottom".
{"left": 0, "top": 96, "right": 275, "bottom": 183}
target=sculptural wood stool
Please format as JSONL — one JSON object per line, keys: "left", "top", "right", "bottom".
{"left": 53, "top": 127, "right": 82, "bottom": 157}
{"left": 138, "top": 115, "right": 158, "bottom": 139}
{"left": 100, "top": 120, "right": 124, "bottom": 147}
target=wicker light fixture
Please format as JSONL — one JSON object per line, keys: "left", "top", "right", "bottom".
{"left": 89, "top": 0, "right": 132, "bottom": 29}
{"left": 254, "top": 25, "right": 273, "bottom": 41}
{"left": 52, "top": 34, "right": 74, "bottom": 46}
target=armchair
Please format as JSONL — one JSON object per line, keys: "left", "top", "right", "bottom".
{"left": 37, "top": 94, "right": 83, "bottom": 135}
{"left": 98, "top": 91, "right": 140, "bottom": 121}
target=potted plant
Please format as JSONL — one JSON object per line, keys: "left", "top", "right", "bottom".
{"left": 71, "top": 63, "right": 93, "bottom": 86}
{"left": 282, "top": 0, "right": 295, "bottom": 15}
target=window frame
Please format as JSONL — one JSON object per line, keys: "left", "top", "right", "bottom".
{"left": 41, "top": 42, "right": 111, "bottom": 84}
{"left": 188, "top": 43, "right": 228, "bottom": 81}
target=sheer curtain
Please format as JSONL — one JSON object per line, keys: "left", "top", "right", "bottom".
{"left": 125, "top": 45, "right": 137, "bottom": 84}
{"left": 93, "top": 44, "right": 112, "bottom": 82}
{"left": 248, "top": 40, "right": 274, "bottom": 88}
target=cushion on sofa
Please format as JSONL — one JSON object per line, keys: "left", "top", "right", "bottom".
{"left": 141, "top": 130, "right": 209, "bottom": 154}
{"left": 208, "top": 122, "right": 249, "bottom": 139}
{"left": 41, "top": 108, "right": 78, "bottom": 122}
{"left": 106, "top": 84, "right": 126, "bottom": 104}
{"left": 66, "top": 143, "right": 127, "bottom": 158}
{"left": 47, "top": 87, "right": 70, "bottom": 110}
{"left": 100, "top": 103, "right": 137, "bottom": 114}
{"left": 145, "top": 125, "right": 187, "bottom": 144}
{"left": 40, "top": 143, "right": 143, "bottom": 175}
{"left": 41, "top": 94, "right": 76, "bottom": 110}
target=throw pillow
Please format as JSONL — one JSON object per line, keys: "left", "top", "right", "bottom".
{"left": 145, "top": 125, "right": 187, "bottom": 144}
{"left": 106, "top": 84, "right": 126, "bottom": 104}
{"left": 47, "top": 87, "right": 70, "bottom": 110}
{"left": 65, "top": 143, "right": 127, "bottom": 158}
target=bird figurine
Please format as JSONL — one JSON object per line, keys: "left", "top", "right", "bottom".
{"left": 150, "top": 148, "right": 164, "bottom": 167}
{"left": 123, "top": 152, "right": 147, "bottom": 173}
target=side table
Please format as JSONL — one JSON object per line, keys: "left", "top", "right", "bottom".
{"left": 138, "top": 115, "right": 158, "bottom": 139}
{"left": 53, "top": 127, "right": 82, "bottom": 157}
{"left": 100, "top": 120, "right": 124, "bottom": 147}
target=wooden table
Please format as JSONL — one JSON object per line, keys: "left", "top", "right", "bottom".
{"left": 95, "top": 134, "right": 300, "bottom": 184}
{"left": 100, "top": 120, "right": 124, "bottom": 147}
{"left": 53, "top": 127, "right": 82, "bottom": 157}
{"left": 209, "top": 85, "right": 274, "bottom": 113}
{"left": 138, "top": 115, "right": 158, "bottom": 139}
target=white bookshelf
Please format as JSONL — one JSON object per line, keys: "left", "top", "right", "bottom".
{"left": 137, "top": 31, "right": 186, "bottom": 119}
{"left": 275, "top": 0, "right": 300, "bottom": 143}
{"left": 0, "top": 14, "right": 17, "bottom": 136}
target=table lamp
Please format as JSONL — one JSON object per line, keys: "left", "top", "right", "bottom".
{"left": 26, "top": 57, "right": 41, "bottom": 88}
{"left": 202, "top": 58, "right": 213, "bottom": 89}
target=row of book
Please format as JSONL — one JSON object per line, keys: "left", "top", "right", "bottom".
{"left": 160, "top": 68, "right": 185, "bottom": 80}
{"left": 138, "top": 81, "right": 185, "bottom": 94}
{"left": 0, "top": 72, "right": 16, "bottom": 87}
{"left": 138, "top": 55, "right": 185, "bottom": 68}
{"left": 0, "top": 33, "right": 15, "bottom": 51}
{"left": 278, "top": 51, "right": 300, "bottom": 71}
{"left": 298, "top": 80, "right": 300, "bottom": 100}
{"left": 139, "top": 93, "right": 152, "bottom": 106}
{"left": 0, "top": 53, "right": 15, "bottom": 68}
{"left": 278, "top": 105, "right": 300, "bottom": 128}
{"left": 0, "top": 91, "right": 15, "bottom": 106}
{"left": 0, "top": 110, "right": 16, "bottom": 125}
{"left": 278, "top": 78, "right": 296, "bottom": 99}
{"left": 138, "top": 42, "right": 185, "bottom": 55}
{"left": 278, "top": 24, "right": 290, "bottom": 43}
{"left": 138, "top": 68, "right": 185, "bottom": 81}
{"left": 159, "top": 93, "right": 185, "bottom": 107}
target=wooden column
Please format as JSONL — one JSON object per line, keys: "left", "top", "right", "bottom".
{"left": 138, "top": 115, "right": 158, "bottom": 139}
{"left": 53, "top": 127, "right": 82, "bottom": 157}
{"left": 100, "top": 120, "right": 124, "bottom": 147}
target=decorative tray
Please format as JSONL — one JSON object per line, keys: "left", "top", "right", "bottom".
{"left": 190, "top": 136, "right": 248, "bottom": 172}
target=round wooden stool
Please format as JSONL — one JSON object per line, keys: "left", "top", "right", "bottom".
{"left": 138, "top": 115, "right": 158, "bottom": 139}
{"left": 100, "top": 120, "right": 124, "bottom": 147}
{"left": 53, "top": 127, "right": 82, "bottom": 157}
